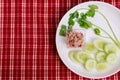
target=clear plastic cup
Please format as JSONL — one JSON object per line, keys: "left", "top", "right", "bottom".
{"left": 66, "top": 29, "right": 85, "bottom": 49}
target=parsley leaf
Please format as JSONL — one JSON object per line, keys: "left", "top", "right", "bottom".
{"left": 94, "top": 28, "right": 100, "bottom": 35}
{"left": 78, "top": 18, "right": 92, "bottom": 29}
{"left": 86, "top": 5, "right": 98, "bottom": 17}
{"left": 68, "top": 25, "right": 73, "bottom": 30}
{"left": 80, "top": 13, "right": 87, "bottom": 20}
{"left": 68, "top": 18, "right": 74, "bottom": 26}
{"left": 86, "top": 9, "right": 95, "bottom": 17}
{"left": 59, "top": 25, "right": 66, "bottom": 36}
{"left": 69, "top": 11, "right": 79, "bottom": 19}
{"left": 68, "top": 11, "right": 78, "bottom": 30}
{"left": 88, "top": 5, "right": 98, "bottom": 10}
{"left": 59, "top": 5, "right": 99, "bottom": 37}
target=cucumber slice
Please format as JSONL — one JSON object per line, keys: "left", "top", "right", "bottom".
{"left": 105, "top": 43, "right": 118, "bottom": 54}
{"left": 84, "top": 43, "right": 98, "bottom": 54}
{"left": 97, "top": 63, "right": 108, "bottom": 72}
{"left": 68, "top": 51, "right": 80, "bottom": 64}
{"left": 68, "top": 39, "right": 119, "bottom": 72}
{"left": 77, "top": 51, "right": 91, "bottom": 64}
{"left": 96, "top": 52, "right": 106, "bottom": 62}
{"left": 85, "top": 59, "right": 96, "bottom": 71}
{"left": 106, "top": 53, "right": 117, "bottom": 64}
{"left": 93, "top": 39, "right": 106, "bottom": 51}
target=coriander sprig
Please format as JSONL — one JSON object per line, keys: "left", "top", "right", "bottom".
{"left": 59, "top": 5, "right": 120, "bottom": 48}
{"left": 68, "top": 11, "right": 79, "bottom": 30}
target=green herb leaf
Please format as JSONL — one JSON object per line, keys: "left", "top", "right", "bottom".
{"left": 83, "top": 20, "right": 92, "bottom": 29}
{"left": 69, "top": 11, "right": 79, "bottom": 19}
{"left": 80, "top": 13, "right": 87, "bottom": 20}
{"left": 78, "top": 19, "right": 92, "bottom": 29}
{"left": 68, "top": 25, "right": 73, "bottom": 30}
{"left": 59, "top": 25, "right": 66, "bottom": 36}
{"left": 88, "top": 5, "right": 98, "bottom": 10}
{"left": 94, "top": 28, "right": 101, "bottom": 35}
{"left": 77, "top": 18, "right": 84, "bottom": 26}
{"left": 68, "top": 18, "right": 74, "bottom": 26}
{"left": 86, "top": 9, "right": 95, "bottom": 17}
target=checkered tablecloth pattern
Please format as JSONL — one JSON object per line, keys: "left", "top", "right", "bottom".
{"left": 0, "top": 0, "right": 120, "bottom": 80}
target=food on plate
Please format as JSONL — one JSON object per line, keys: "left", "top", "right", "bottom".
{"left": 96, "top": 52, "right": 106, "bottom": 63}
{"left": 84, "top": 43, "right": 98, "bottom": 54}
{"left": 59, "top": 25, "right": 66, "bottom": 36}
{"left": 59, "top": 5, "right": 120, "bottom": 48}
{"left": 93, "top": 39, "right": 106, "bottom": 51}
{"left": 85, "top": 59, "right": 96, "bottom": 71}
{"left": 68, "top": 51, "right": 80, "bottom": 64}
{"left": 104, "top": 43, "right": 118, "bottom": 54}
{"left": 68, "top": 39, "right": 119, "bottom": 72}
{"left": 67, "top": 30, "right": 84, "bottom": 47}
{"left": 96, "top": 63, "right": 108, "bottom": 72}
{"left": 68, "top": 51, "right": 91, "bottom": 64}
{"left": 77, "top": 51, "right": 91, "bottom": 64}
{"left": 106, "top": 53, "right": 117, "bottom": 64}
{"left": 58, "top": 4, "right": 120, "bottom": 73}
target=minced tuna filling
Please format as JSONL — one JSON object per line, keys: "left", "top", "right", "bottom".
{"left": 67, "top": 30, "right": 84, "bottom": 47}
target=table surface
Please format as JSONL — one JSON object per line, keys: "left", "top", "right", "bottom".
{"left": 0, "top": 0, "right": 120, "bottom": 80}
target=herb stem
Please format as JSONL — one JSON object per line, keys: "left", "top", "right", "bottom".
{"left": 99, "top": 35, "right": 109, "bottom": 38}
{"left": 92, "top": 23, "right": 120, "bottom": 48}
{"left": 77, "top": 8, "right": 120, "bottom": 48}
{"left": 96, "top": 10, "right": 120, "bottom": 44}
{"left": 77, "top": 8, "right": 88, "bottom": 11}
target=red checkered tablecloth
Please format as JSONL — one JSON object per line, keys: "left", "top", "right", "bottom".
{"left": 0, "top": 0, "right": 120, "bottom": 80}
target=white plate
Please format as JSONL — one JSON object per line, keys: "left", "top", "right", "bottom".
{"left": 56, "top": 1, "right": 120, "bottom": 79}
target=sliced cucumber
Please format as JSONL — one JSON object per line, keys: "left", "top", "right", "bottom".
{"left": 97, "top": 63, "right": 108, "bottom": 72}
{"left": 84, "top": 43, "right": 98, "bottom": 54}
{"left": 96, "top": 52, "right": 106, "bottom": 62}
{"left": 77, "top": 51, "right": 91, "bottom": 64}
{"left": 68, "top": 38, "right": 119, "bottom": 72}
{"left": 68, "top": 51, "right": 80, "bottom": 64}
{"left": 105, "top": 43, "right": 118, "bottom": 54}
{"left": 106, "top": 53, "right": 117, "bottom": 64}
{"left": 93, "top": 39, "right": 106, "bottom": 51}
{"left": 85, "top": 59, "right": 96, "bottom": 71}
